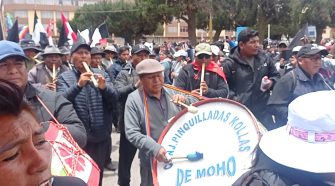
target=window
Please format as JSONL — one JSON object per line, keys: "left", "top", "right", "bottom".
{"left": 14, "top": 10, "right": 27, "bottom": 18}
{"left": 168, "top": 27, "right": 177, "bottom": 33}
{"left": 180, "top": 26, "right": 188, "bottom": 33}
{"left": 41, "top": 11, "right": 53, "bottom": 19}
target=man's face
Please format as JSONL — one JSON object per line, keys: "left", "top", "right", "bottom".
{"left": 91, "top": 54, "right": 103, "bottom": 68}
{"left": 132, "top": 51, "right": 149, "bottom": 67}
{"left": 196, "top": 54, "right": 211, "bottom": 65}
{"left": 0, "top": 111, "right": 52, "bottom": 186}
{"left": 0, "top": 57, "right": 28, "bottom": 88}
{"left": 239, "top": 36, "right": 260, "bottom": 57}
{"left": 24, "top": 49, "right": 38, "bottom": 59}
{"left": 119, "top": 50, "right": 130, "bottom": 63}
{"left": 71, "top": 48, "right": 91, "bottom": 72}
{"left": 299, "top": 54, "right": 322, "bottom": 76}
{"left": 140, "top": 71, "right": 164, "bottom": 95}
{"left": 43, "top": 54, "right": 62, "bottom": 70}
{"left": 105, "top": 51, "right": 115, "bottom": 60}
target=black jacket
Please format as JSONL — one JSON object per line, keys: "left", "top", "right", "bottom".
{"left": 57, "top": 68, "right": 118, "bottom": 143}
{"left": 233, "top": 149, "right": 333, "bottom": 186}
{"left": 268, "top": 66, "right": 333, "bottom": 127}
{"left": 174, "top": 63, "right": 229, "bottom": 98}
{"left": 222, "top": 48, "right": 280, "bottom": 120}
{"left": 25, "top": 83, "right": 87, "bottom": 147}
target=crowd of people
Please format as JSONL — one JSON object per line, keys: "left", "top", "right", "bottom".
{"left": 0, "top": 27, "right": 335, "bottom": 186}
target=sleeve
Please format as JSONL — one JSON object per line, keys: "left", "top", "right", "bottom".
{"left": 56, "top": 75, "right": 82, "bottom": 103}
{"left": 53, "top": 93, "right": 87, "bottom": 147}
{"left": 205, "top": 74, "right": 229, "bottom": 98}
{"left": 100, "top": 71, "right": 119, "bottom": 104}
{"left": 114, "top": 71, "right": 136, "bottom": 97}
{"left": 222, "top": 58, "right": 237, "bottom": 100}
{"left": 124, "top": 94, "right": 162, "bottom": 158}
{"left": 267, "top": 73, "right": 295, "bottom": 126}
{"left": 266, "top": 57, "right": 281, "bottom": 89}
{"left": 174, "top": 67, "right": 188, "bottom": 90}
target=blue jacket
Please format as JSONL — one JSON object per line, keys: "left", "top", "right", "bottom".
{"left": 57, "top": 68, "right": 119, "bottom": 143}
{"left": 107, "top": 58, "right": 127, "bottom": 81}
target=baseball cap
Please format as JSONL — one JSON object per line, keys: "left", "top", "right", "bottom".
{"left": 0, "top": 40, "right": 29, "bottom": 62}
{"left": 297, "top": 44, "right": 328, "bottom": 58}
{"left": 132, "top": 44, "right": 150, "bottom": 55}
{"left": 195, "top": 43, "right": 212, "bottom": 56}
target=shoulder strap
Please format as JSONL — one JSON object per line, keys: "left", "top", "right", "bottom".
{"left": 290, "top": 70, "right": 297, "bottom": 92}
{"left": 36, "top": 96, "right": 60, "bottom": 125}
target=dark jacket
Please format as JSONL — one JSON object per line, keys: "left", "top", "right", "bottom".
{"left": 233, "top": 149, "right": 333, "bottom": 186}
{"left": 114, "top": 62, "right": 139, "bottom": 133}
{"left": 268, "top": 66, "right": 333, "bottom": 127}
{"left": 25, "top": 83, "right": 87, "bottom": 147}
{"left": 174, "top": 63, "right": 229, "bottom": 98}
{"left": 222, "top": 48, "right": 280, "bottom": 122}
{"left": 28, "top": 63, "right": 68, "bottom": 89}
{"left": 52, "top": 176, "right": 87, "bottom": 186}
{"left": 57, "top": 68, "right": 119, "bottom": 143}
{"left": 107, "top": 58, "right": 126, "bottom": 81}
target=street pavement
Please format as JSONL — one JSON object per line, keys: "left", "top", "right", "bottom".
{"left": 102, "top": 131, "right": 141, "bottom": 186}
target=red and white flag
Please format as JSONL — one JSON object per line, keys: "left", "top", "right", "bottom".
{"left": 61, "top": 12, "right": 77, "bottom": 46}
{"left": 46, "top": 19, "right": 54, "bottom": 46}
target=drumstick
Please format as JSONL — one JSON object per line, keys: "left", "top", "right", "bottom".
{"left": 169, "top": 152, "right": 203, "bottom": 162}
{"left": 200, "top": 63, "right": 205, "bottom": 96}
{"left": 52, "top": 64, "right": 56, "bottom": 82}
{"left": 176, "top": 101, "right": 198, "bottom": 114}
{"left": 83, "top": 62, "right": 98, "bottom": 87}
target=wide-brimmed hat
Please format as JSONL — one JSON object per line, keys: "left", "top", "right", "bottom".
{"left": 297, "top": 44, "right": 328, "bottom": 58}
{"left": 195, "top": 43, "right": 212, "bottom": 56}
{"left": 136, "top": 59, "right": 164, "bottom": 75}
{"left": 41, "top": 46, "right": 62, "bottom": 57}
{"left": 104, "top": 45, "right": 118, "bottom": 54}
{"left": 91, "top": 47, "right": 105, "bottom": 56}
{"left": 19, "top": 39, "right": 43, "bottom": 52}
{"left": 259, "top": 90, "right": 335, "bottom": 173}
{"left": 0, "top": 40, "right": 29, "bottom": 62}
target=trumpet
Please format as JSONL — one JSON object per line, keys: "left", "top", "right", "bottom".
{"left": 83, "top": 62, "right": 98, "bottom": 87}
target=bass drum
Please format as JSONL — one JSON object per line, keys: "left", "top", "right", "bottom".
{"left": 153, "top": 98, "right": 266, "bottom": 186}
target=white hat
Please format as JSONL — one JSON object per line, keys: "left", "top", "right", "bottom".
{"left": 292, "top": 46, "right": 302, "bottom": 53}
{"left": 173, "top": 50, "right": 187, "bottom": 58}
{"left": 259, "top": 90, "right": 335, "bottom": 173}
{"left": 210, "top": 45, "right": 220, "bottom": 56}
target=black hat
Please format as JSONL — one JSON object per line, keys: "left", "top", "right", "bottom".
{"left": 70, "top": 34, "right": 91, "bottom": 54}
{"left": 91, "top": 47, "right": 105, "bottom": 56}
{"left": 19, "top": 39, "right": 43, "bottom": 52}
{"left": 297, "top": 44, "right": 328, "bottom": 58}
{"left": 132, "top": 44, "right": 150, "bottom": 55}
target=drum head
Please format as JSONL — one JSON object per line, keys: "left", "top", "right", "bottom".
{"left": 153, "top": 98, "right": 263, "bottom": 186}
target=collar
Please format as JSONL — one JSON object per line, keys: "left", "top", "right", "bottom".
{"left": 295, "top": 66, "right": 322, "bottom": 82}
{"left": 145, "top": 87, "right": 165, "bottom": 99}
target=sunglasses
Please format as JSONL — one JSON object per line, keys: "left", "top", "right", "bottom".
{"left": 197, "top": 54, "right": 211, "bottom": 59}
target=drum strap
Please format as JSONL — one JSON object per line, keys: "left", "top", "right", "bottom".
{"left": 142, "top": 90, "right": 152, "bottom": 137}
{"left": 36, "top": 96, "right": 61, "bottom": 125}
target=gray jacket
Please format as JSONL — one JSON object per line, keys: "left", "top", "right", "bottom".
{"left": 114, "top": 62, "right": 139, "bottom": 133}
{"left": 25, "top": 83, "right": 87, "bottom": 147}
{"left": 124, "top": 87, "right": 196, "bottom": 163}
{"left": 28, "top": 63, "right": 68, "bottom": 89}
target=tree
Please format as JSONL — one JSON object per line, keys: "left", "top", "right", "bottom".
{"left": 71, "top": 1, "right": 170, "bottom": 44}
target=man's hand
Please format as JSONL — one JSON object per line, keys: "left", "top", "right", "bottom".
{"left": 155, "top": 147, "right": 170, "bottom": 163}
{"left": 77, "top": 72, "right": 93, "bottom": 87}
{"left": 200, "top": 81, "right": 208, "bottom": 94}
{"left": 171, "top": 94, "right": 186, "bottom": 104}
{"left": 96, "top": 74, "right": 106, "bottom": 90}
{"left": 45, "top": 83, "right": 56, "bottom": 91}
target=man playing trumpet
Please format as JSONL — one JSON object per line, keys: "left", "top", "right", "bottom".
{"left": 57, "top": 37, "right": 119, "bottom": 186}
